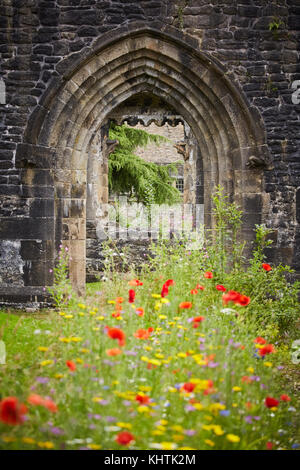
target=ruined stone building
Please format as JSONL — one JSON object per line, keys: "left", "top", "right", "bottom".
{"left": 0, "top": 1, "right": 299, "bottom": 306}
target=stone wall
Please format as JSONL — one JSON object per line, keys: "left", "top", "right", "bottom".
{"left": 0, "top": 1, "right": 299, "bottom": 305}
{"left": 133, "top": 122, "right": 185, "bottom": 165}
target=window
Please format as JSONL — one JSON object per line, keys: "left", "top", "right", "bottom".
{"left": 176, "top": 177, "right": 184, "bottom": 194}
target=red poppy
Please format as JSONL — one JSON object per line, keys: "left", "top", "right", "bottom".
{"left": 134, "top": 328, "right": 153, "bottom": 340}
{"left": 135, "top": 394, "right": 150, "bottom": 404}
{"left": 179, "top": 301, "right": 193, "bottom": 309}
{"left": 0, "top": 397, "right": 28, "bottom": 425}
{"left": 280, "top": 394, "right": 291, "bottom": 402}
{"left": 241, "top": 376, "right": 253, "bottom": 384}
{"left": 236, "top": 294, "right": 251, "bottom": 306}
{"left": 106, "top": 348, "right": 122, "bottom": 356}
{"left": 182, "top": 382, "right": 196, "bottom": 393}
{"left": 259, "top": 344, "right": 275, "bottom": 357}
{"left": 66, "top": 360, "right": 76, "bottom": 372}
{"left": 190, "top": 289, "right": 198, "bottom": 295}
{"left": 27, "top": 393, "right": 57, "bottom": 413}
{"left": 164, "top": 279, "right": 174, "bottom": 287}
{"left": 204, "top": 271, "right": 213, "bottom": 279}
{"left": 106, "top": 327, "right": 126, "bottom": 347}
{"left": 112, "top": 311, "right": 121, "bottom": 318}
{"left": 116, "top": 431, "right": 135, "bottom": 446}
{"left": 222, "top": 290, "right": 240, "bottom": 304}
{"left": 254, "top": 337, "right": 267, "bottom": 345}
{"left": 27, "top": 393, "right": 44, "bottom": 406}
{"left": 192, "top": 316, "right": 205, "bottom": 328}
{"left": 266, "top": 442, "right": 273, "bottom": 450}
{"left": 265, "top": 397, "right": 279, "bottom": 408}
{"left": 147, "top": 363, "right": 157, "bottom": 370}
{"left": 262, "top": 263, "right": 272, "bottom": 272}
{"left": 161, "top": 284, "right": 169, "bottom": 298}
{"left": 128, "top": 289, "right": 136, "bottom": 303}
{"left": 216, "top": 285, "right": 226, "bottom": 292}
{"left": 129, "top": 279, "right": 143, "bottom": 286}
{"left": 43, "top": 398, "right": 58, "bottom": 413}
{"left": 196, "top": 284, "right": 205, "bottom": 290}
{"left": 222, "top": 290, "right": 250, "bottom": 306}
{"left": 193, "top": 316, "right": 205, "bottom": 323}
{"left": 136, "top": 307, "right": 144, "bottom": 317}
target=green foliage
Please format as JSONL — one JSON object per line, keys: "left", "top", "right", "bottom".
{"left": 206, "top": 185, "right": 245, "bottom": 276}
{"left": 269, "top": 16, "right": 285, "bottom": 39}
{"left": 108, "top": 123, "right": 182, "bottom": 206}
{"left": 47, "top": 246, "right": 75, "bottom": 309}
{"left": 269, "top": 16, "right": 284, "bottom": 32}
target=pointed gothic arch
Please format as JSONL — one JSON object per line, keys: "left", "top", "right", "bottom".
{"left": 16, "top": 22, "right": 271, "bottom": 296}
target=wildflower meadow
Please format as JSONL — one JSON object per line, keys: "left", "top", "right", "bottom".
{"left": 0, "top": 189, "right": 299, "bottom": 451}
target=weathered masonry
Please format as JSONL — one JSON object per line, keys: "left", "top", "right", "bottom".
{"left": 0, "top": 1, "right": 299, "bottom": 307}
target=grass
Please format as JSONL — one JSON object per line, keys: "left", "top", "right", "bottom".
{"left": 0, "top": 189, "right": 299, "bottom": 450}
{"left": 0, "top": 270, "right": 299, "bottom": 450}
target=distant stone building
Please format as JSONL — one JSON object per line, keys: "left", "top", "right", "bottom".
{"left": 0, "top": 1, "right": 299, "bottom": 306}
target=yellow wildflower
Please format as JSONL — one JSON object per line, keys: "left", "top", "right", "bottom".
{"left": 40, "top": 360, "right": 54, "bottom": 367}
{"left": 205, "top": 439, "right": 215, "bottom": 447}
{"left": 208, "top": 403, "right": 226, "bottom": 415}
{"left": 139, "top": 385, "right": 152, "bottom": 392}
{"left": 172, "top": 434, "right": 184, "bottom": 442}
{"left": 213, "top": 425, "right": 225, "bottom": 436}
{"left": 137, "top": 406, "right": 151, "bottom": 414}
{"left": 193, "top": 403, "right": 204, "bottom": 411}
{"left": 37, "top": 347, "right": 48, "bottom": 352}
{"left": 170, "top": 425, "right": 184, "bottom": 433}
{"left": 38, "top": 441, "right": 54, "bottom": 449}
{"left": 54, "top": 373, "right": 64, "bottom": 379}
{"left": 22, "top": 437, "right": 36, "bottom": 444}
{"left": 160, "top": 442, "right": 177, "bottom": 450}
{"left": 70, "top": 337, "right": 82, "bottom": 342}
{"left": 2, "top": 436, "right": 17, "bottom": 443}
{"left": 88, "top": 444, "right": 101, "bottom": 450}
{"left": 116, "top": 422, "right": 132, "bottom": 429}
{"left": 226, "top": 434, "right": 240, "bottom": 443}
{"left": 92, "top": 397, "right": 103, "bottom": 403}
{"left": 177, "top": 352, "right": 187, "bottom": 358}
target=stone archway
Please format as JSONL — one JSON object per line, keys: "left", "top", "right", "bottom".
{"left": 16, "top": 23, "right": 272, "bottom": 297}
